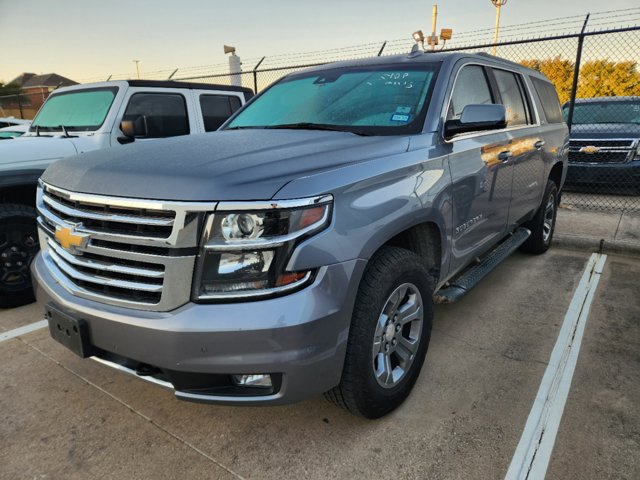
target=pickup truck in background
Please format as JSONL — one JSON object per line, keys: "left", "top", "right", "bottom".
{"left": 0, "top": 80, "right": 253, "bottom": 307}
{"left": 33, "top": 52, "right": 568, "bottom": 418}
{"left": 563, "top": 96, "right": 640, "bottom": 193}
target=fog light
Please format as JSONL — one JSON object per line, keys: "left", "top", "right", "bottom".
{"left": 232, "top": 374, "right": 272, "bottom": 388}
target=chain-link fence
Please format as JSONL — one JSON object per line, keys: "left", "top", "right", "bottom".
{"left": 0, "top": 90, "right": 48, "bottom": 120}
{"left": 177, "top": 21, "right": 640, "bottom": 213}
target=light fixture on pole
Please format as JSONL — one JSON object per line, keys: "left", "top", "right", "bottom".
{"left": 491, "top": 0, "right": 508, "bottom": 55}
{"left": 132, "top": 60, "right": 141, "bottom": 79}
{"left": 412, "top": 30, "right": 425, "bottom": 49}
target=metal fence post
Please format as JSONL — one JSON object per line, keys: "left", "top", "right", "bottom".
{"left": 252, "top": 57, "right": 266, "bottom": 93}
{"left": 566, "top": 14, "right": 590, "bottom": 131}
{"left": 17, "top": 94, "right": 23, "bottom": 119}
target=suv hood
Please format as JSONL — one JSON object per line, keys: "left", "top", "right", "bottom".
{"left": 42, "top": 130, "right": 410, "bottom": 201}
{"left": 570, "top": 123, "right": 640, "bottom": 139}
{"left": 0, "top": 135, "right": 78, "bottom": 169}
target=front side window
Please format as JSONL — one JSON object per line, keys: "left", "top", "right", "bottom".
{"left": 31, "top": 87, "right": 118, "bottom": 132}
{"left": 447, "top": 65, "right": 494, "bottom": 120}
{"left": 123, "top": 93, "right": 189, "bottom": 138}
{"left": 200, "top": 94, "right": 242, "bottom": 132}
{"left": 493, "top": 69, "right": 529, "bottom": 127}
{"left": 225, "top": 64, "right": 439, "bottom": 135}
{"left": 562, "top": 100, "right": 640, "bottom": 125}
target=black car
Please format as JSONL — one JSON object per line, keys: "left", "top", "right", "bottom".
{"left": 563, "top": 96, "right": 640, "bottom": 194}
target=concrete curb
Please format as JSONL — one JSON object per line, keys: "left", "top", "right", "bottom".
{"left": 554, "top": 233, "right": 640, "bottom": 258}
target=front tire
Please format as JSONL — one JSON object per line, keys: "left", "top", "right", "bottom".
{"left": 520, "top": 180, "right": 558, "bottom": 255}
{"left": 0, "top": 204, "right": 39, "bottom": 308}
{"left": 325, "top": 247, "right": 433, "bottom": 418}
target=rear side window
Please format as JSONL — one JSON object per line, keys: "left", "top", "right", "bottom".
{"left": 199, "top": 94, "right": 242, "bottom": 132}
{"left": 447, "top": 66, "right": 494, "bottom": 120}
{"left": 123, "top": 93, "right": 189, "bottom": 138}
{"left": 492, "top": 69, "right": 529, "bottom": 126}
{"left": 531, "top": 77, "right": 564, "bottom": 124}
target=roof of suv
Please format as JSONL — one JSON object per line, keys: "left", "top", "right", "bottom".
{"left": 296, "top": 51, "right": 550, "bottom": 80}
{"left": 49, "top": 79, "right": 254, "bottom": 100}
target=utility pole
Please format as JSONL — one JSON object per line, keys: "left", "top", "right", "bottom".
{"left": 491, "top": 0, "right": 508, "bottom": 55}
{"left": 429, "top": 4, "right": 438, "bottom": 51}
{"left": 132, "top": 60, "right": 141, "bottom": 79}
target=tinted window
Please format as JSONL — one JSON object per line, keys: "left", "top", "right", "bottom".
{"left": 447, "top": 66, "right": 494, "bottom": 120}
{"left": 531, "top": 77, "right": 564, "bottom": 124}
{"left": 31, "top": 87, "right": 118, "bottom": 132}
{"left": 226, "top": 65, "right": 439, "bottom": 135}
{"left": 493, "top": 69, "right": 528, "bottom": 126}
{"left": 123, "top": 93, "right": 189, "bottom": 138}
{"left": 200, "top": 94, "right": 242, "bottom": 132}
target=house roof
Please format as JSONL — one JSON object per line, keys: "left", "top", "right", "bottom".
{"left": 9, "top": 72, "right": 77, "bottom": 89}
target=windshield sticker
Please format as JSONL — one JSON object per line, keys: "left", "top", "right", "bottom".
{"left": 390, "top": 113, "right": 411, "bottom": 122}
{"left": 395, "top": 106, "right": 412, "bottom": 114}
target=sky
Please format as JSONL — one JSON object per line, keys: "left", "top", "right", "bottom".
{"left": 1, "top": 0, "right": 639, "bottom": 84}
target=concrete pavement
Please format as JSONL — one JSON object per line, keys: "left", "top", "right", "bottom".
{"left": 4, "top": 248, "right": 639, "bottom": 479}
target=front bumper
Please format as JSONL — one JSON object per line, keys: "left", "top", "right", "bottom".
{"left": 565, "top": 159, "right": 640, "bottom": 191}
{"left": 32, "top": 253, "right": 365, "bottom": 405}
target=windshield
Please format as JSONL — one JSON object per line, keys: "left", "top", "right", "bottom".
{"left": 31, "top": 87, "right": 118, "bottom": 132}
{"left": 563, "top": 100, "right": 640, "bottom": 125}
{"left": 225, "top": 64, "right": 439, "bottom": 135}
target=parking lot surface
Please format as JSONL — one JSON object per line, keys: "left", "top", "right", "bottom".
{"left": 1, "top": 247, "right": 638, "bottom": 480}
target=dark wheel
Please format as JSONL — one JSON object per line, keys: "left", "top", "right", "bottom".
{"left": 0, "top": 204, "right": 39, "bottom": 308}
{"left": 325, "top": 247, "right": 433, "bottom": 418}
{"left": 520, "top": 180, "right": 558, "bottom": 255}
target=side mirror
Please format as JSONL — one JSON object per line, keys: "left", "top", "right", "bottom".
{"left": 117, "top": 116, "right": 148, "bottom": 144}
{"left": 444, "top": 104, "right": 507, "bottom": 139}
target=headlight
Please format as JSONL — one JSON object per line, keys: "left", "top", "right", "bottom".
{"left": 193, "top": 195, "right": 332, "bottom": 301}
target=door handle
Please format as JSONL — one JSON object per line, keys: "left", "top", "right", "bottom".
{"left": 534, "top": 140, "right": 546, "bottom": 149}
{"left": 498, "top": 151, "right": 512, "bottom": 162}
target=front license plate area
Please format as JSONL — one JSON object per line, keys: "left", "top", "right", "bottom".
{"left": 46, "top": 304, "right": 97, "bottom": 358}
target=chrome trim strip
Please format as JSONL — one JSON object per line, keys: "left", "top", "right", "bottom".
{"left": 43, "top": 194, "right": 175, "bottom": 227}
{"left": 197, "top": 271, "right": 312, "bottom": 300}
{"left": 48, "top": 248, "right": 163, "bottom": 293}
{"left": 43, "top": 181, "right": 216, "bottom": 212}
{"left": 91, "top": 357, "right": 284, "bottom": 402}
{"left": 91, "top": 357, "right": 174, "bottom": 389}
{"left": 47, "top": 238, "right": 165, "bottom": 279}
{"left": 215, "top": 194, "right": 333, "bottom": 211}
{"left": 441, "top": 61, "right": 543, "bottom": 143}
{"left": 41, "top": 252, "right": 160, "bottom": 307}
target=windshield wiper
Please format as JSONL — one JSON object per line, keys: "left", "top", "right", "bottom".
{"left": 263, "top": 123, "right": 372, "bottom": 136}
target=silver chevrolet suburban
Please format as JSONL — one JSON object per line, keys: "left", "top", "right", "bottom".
{"left": 32, "top": 52, "right": 568, "bottom": 418}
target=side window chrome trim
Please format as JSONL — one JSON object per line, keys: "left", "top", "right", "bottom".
{"left": 441, "top": 61, "right": 542, "bottom": 144}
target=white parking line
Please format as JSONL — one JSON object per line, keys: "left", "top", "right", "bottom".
{"left": 0, "top": 319, "right": 48, "bottom": 343}
{"left": 505, "top": 252, "right": 607, "bottom": 480}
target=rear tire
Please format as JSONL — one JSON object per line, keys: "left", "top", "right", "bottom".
{"left": 325, "top": 247, "right": 433, "bottom": 418}
{"left": 520, "top": 180, "right": 558, "bottom": 255}
{"left": 0, "top": 204, "right": 39, "bottom": 308}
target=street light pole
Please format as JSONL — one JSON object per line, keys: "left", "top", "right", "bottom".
{"left": 491, "top": 0, "right": 508, "bottom": 55}
{"left": 132, "top": 60, "right": 141, "bottom": 79}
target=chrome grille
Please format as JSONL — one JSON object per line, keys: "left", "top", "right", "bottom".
{"left": 568, "top": 139, "right": 637, "bottom": 164}
{"left": 36, "top": 181, "right": 216, "bottom": 311}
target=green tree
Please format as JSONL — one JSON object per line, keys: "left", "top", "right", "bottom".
{"left": 521, "top": 56, "right": 575, "bottom": 103}
{"left": 578, "top": 60, "right": 640, "bottom": 98}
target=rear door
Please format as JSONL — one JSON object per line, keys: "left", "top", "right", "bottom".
{"left": 489, "top": 68, "right": 546, "bottom": 228}
{"left": 446, "top": 64, "right": 513, "bottom": 275}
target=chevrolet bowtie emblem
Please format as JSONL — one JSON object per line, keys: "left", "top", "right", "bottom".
{"left": 579, "top": 145, "right": 600, "bottom": 154}
{"left": 55, "top": 226, "right": 89, "bottom": 251}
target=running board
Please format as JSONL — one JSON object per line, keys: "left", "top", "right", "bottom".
{"left": 434, "top": 227, "right": 531, "bottom": 304}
